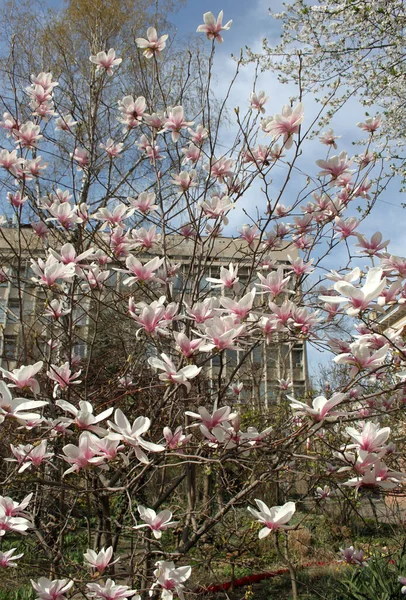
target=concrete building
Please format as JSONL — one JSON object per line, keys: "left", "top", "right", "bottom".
{"left": 0, "top": 226, "right": 308, "bottom": 407}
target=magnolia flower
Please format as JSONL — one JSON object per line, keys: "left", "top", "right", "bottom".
{"left": 345, "top": 422, "right": 390, "bottom": 453}
{"left": 62, "top": 431, "right": 107, "bottom": 475}
{"left": 0, "top": 548, "right": 24, "bottom": 567}
{"left": 196, "top": 11, "right": 232, "bottom": 43}
{"left": 248, "top": 500, "right": 296, "bottom": 537}
{"left": 150, "top": 561, "right": 191, "bottom": 600}
{"left": 185, "top": 403, "right": 236, "bottom": 429}
{"left": 163, "top": 426, "right": 191, "bottom": 450}
{"left": 136, "top": 27, "right": 168, "bottom": 58}
{"left": 107, "top": 409, "right": 165, "bottom": 464}
{"left": 288, "top": 393, "right": 345, "bottom": 423}
{"left": 84, "top": 547, "right": 119, "bottom": 575}
{"left": 100, "top": 138, "right": 123, "bottom": 157}
{"left": 250, "top": 90, "right": 268, "bottom": 113}
{"left": 134, "top": 506, "right": 178, "bottom": 539}
{"left": 148, "top": 353, "right": 201, "bottom": 393}
{"left": 0, "top": 381, "right": 47, "bottom": 424}
{"left": 334, "top": 341, "right": 389, "bottom": 377}
{"left": 8, "top": 440, "right": 53, "bottom": 473}
{"left": 87, "top": 579, "right": 139, "bottom": 600}
{"left": 163, "top": 106, "right": 193, "bottom": 142}
{"left": 340, "top": 546, "right": 366, "bottom": 566}
{"left": 263, "top": 103, "right": 304, "bottom": 149}
{"left": 0, "top": 361, "right": 43, "bottom": 394}
{"left": 47, "top": 362, "right": 82, "bottom": 396}
{"left": 31, "top": 577, "right": 74, "bottom": 600}
{"left": 56, "top": 400, "right": 113, "bottom": 433}
{"left": 89, "top": 49, "right": 122, "bottom": 75}
{"left": 319, "top": 267, "right": 386, "bottom": 316}
{"left": 319, "top": 128, "right": 340, "bottom": 149}
{"left": 206, "top": 263, "right": 238, "bottom": 289}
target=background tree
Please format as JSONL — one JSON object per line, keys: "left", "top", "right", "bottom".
{"left": 248, "top": 0, "right": 406, "bottom": 175}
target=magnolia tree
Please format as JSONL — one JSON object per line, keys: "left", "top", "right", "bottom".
{"left": 0, "top": 8, "right": 406, "bottom": 600}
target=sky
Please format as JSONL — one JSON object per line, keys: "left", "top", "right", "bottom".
{"left": 11, "top": 0, "right": 406, "bottom": 378}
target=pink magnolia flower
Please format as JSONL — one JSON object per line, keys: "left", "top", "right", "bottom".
{"left": 47, "top": 362, "right": 82, "bottom": 396}
{"left": 220, "top": 289, "right": 256, "bottom": 320}
{"left": 0, "top": 548, "right": 24, "bottom": 567}
{"left": 171, "top": 169, "right": 197, "bottom": 192}
{"left": 319, "top": 267, "right": 386, "bottom": 316}
{"left": 62, "top": 432, "right": 107, "bottom": 475}
{"left": 174, "top": 332, "right": 202, "bottom": 357}
{"left": 200, "top": 196, "right": 235, "bottom": 225}
{"left": 345, "top": 422, "right": 390, "bottom": 453}
{"left": 198, "top": 316, "right": 246, "bottom": 352}
{"left": 357, "top": 114, "right": 382, "bottom": 132}
{"left": 8, "top": 440, "right": 53, "bottom": 473}
{"left": 87, "top": 579, "right": 139, "bottom": 600}
{"left": 130, "top": 192, "right": 159, "bottom": 214}
{"left": 355, "top": 232, "right": 389, "bottom": 255}
{"left": 122, "top": 255, "right": 164, "bottom": 285}
{"left": 185, "top": 403, "right": 236, "bottom": 429}
{"left": 319, "top": 128, "right": 340, "bottom": 149}
{"left": 0, "top": 381, "right": 47, "bottom": 424}
{"left": 15, "top": 121, "right": 42, "bottom": 148}
{"left": 334, "top": 341, "right": 389, "bottom": 376}
{"left": 94, "top": 203, "right": 134, "bottom": 227}
{"left": 206, "top": 263, "right": 238, "bottom": 289}
{"left": 188, "top": 124, "right": 208, "bottom": 145}
{"left": 107, "top": 409, "right": 165, "bottom": 463}
{"left": 163, "top": 106, "right": 193, "bottom": 142}
{"left": 89, "top": 49, "right": 122, "bottom": 75}
{"left": 136, "top": 27, "right": 168, "bottom": 58}
{"left": 0, "top": 111, "right": 20, "bottom": 137}
{"left": 31, "top": 577, "right": 74, "bottom": 600}
{"left": 340, "top": 546, "right": 366, "bottom": 566}
{"left": 263, "top": 103, "right": 304, "bottom": 149}
{"left": 131, "top": 225, "right": 160, "bottom": 250}
{"left": 148, "top": 353, "right": 201, "bottom": 393}
{"left": 163, "top": 426, "right": 191, "bottom": 450}
{"left": 31, "top": 221, "right": 49, "bottom": 239}
{"left": 249, "top": 90, "right": 268, "bottom": 113}
{"left": 248, "top": 500, "right": 296, "bottom": 537}
{"left": 334, "top": 216, "right": 359, "bottom": 239}
{"left": 0, "top": 361, "right": 43, "bottom": 394}
{"left": 184, "top": 297, "right": 220, "bottom": 323}
{"left": 288, "top": 393, "right": 345, "bottom": 423}
{"left": 150, "top": 561, "right": 191, "bottom": 600}
{"left": 134, "top": 506, "right": 178, "bottom": 539}
{"left": 287, "top": 255, "right": 314, "bottom": 276}
{"left": 118, "top": 95, "right": 146, "bottom": 129}
{"left": 205, "top": 156, "right": 235, "bottom": 183}
{"left": 238, "top": 224, "right": 259, "bottom": 246}
{"left": 257, "top": 267, "right": 292, "bottom": 298}
{"left": 196, "top": 11, "right": 232, "bottom": 43}
{"left": 84, "top": 547, "right": 118, "bottom": 575}
{"left": 316, "top": 151, "right": 352, "bottom": 181}
{"left": 56, "top": 400, "right": 113, "bottom": 433}
{"left": 0, "top": 148, "right": 24, "bottom": 175}
{"left": 181, "top": 142, "right": 201, "bottom": 164}
{"left": 55, "top": 113, "right": 77, "bottom": 131}
{"left": 71, "top": 147, "right": 90, "bottom": 170}
{"left": 128, "top": 296, "right": 177, "bottom": 337}
{"left": 100, "top": 138, "right": 123, "bottom": 157}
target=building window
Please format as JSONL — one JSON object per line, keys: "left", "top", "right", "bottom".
{"left": 292, "top": 347, "right": 303, "bottom": 368}
{"left": 3, "top": 336, "right": 17, "bottom": 360}
{"left": 8, "top": 299, "right": 20, "bottom": 323}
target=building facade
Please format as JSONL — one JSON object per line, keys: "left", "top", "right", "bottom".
{"left": 0, "top": 226, "right": 308, "bottom": 408}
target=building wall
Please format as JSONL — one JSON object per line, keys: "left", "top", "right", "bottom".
{"left": 0, "top": 226, "right": 307, "bottom": 405}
